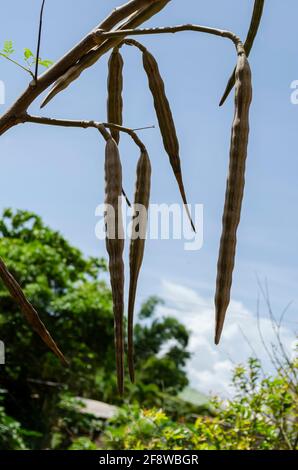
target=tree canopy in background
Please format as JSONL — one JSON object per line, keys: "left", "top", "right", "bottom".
{"left": 0, "top": 209, "right": 296, "bottom": 450}
{"left": 0, "top": 209, "right": 199, "bottom": 449}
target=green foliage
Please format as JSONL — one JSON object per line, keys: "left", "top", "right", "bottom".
{"left": 24, "top": 48, "right": 34, "bottom": 60}
{"left": 49, "top": 395, "right": 103, "bottom": 450}
{"left": 138, "top": 296, "right": 164, "bottom": 319}
{"left": 0, "top": 405, "right": 26, "bottom": 449}
{"left": 1, "top": 208, "right": 295, "bottom": 451}
{"left": 0, "top": 209, "right": 191, "bottom": 449}
{"left": 2, "top": 40, "right": 14, "bottom": 56}
{"left": 103, "top": 356, "right": 297, "bottom": 450}
{"left": 0, "top": 407, "right": 27, "bottom": 450}
{"left": 68, "top": 437, "right": 98, "bottom": 450}
{"left": 0, "top": 390, "right": 38, "bottom": 450}
{"left": 133, "top": 298, "right": 190, "bottom": 394}
{"left": 103, "top": 407, "right": 199, "bottom": 450}
{"left": 0, "top": 40, "right": 53, "bottom": 77}
{"left": 0, "top": 209, "right": 113, "bottom": 447}
{"left": 38, "top": 59, "right": 53, "bottom": 68}
{"left": 194, "top": 357, "right": 298, "bottom": 450}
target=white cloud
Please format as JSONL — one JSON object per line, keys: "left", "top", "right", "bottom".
{"left": 156, "top": 280, "right": 296, "bottom": 397}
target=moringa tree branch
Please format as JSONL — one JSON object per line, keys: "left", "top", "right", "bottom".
{"left": 0, "top": 21, "right": 243, "bottom": 137}
{"left": 0, "top": 0, "right": 246, "bottom": 138}
{"left": 42, "top": 21, "right": 243, "bottom": 108}
{"left": 21, "top": 114, "right": 148, "bottom": 151}
{"left": 95, "top": 23, "right": 242, "bottom": 49}
{"left": 41, "top": 0, "right": 172, "bottom": 108}
{"left": 0, "top": 0, "right": 166, "bottom": 135}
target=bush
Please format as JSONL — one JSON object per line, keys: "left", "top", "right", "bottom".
{"left": 102, "top": 355, "right": 298, "bottom": 450}
{"left": 0, "top": 392, "right": 29, "bottom": 450}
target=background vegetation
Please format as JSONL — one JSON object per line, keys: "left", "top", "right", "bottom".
{"left": 0, "top": 210, "right": 296, "bottom": 450}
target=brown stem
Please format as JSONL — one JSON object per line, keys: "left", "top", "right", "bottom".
{"left": 0, "top": 0, "right": 161, "bottom": 135}
{"left": 22, "top": 114, "right": 147, "bottom": 151}
{"left": 41, "top": 0, "right": 171, "bottom": 108}
{"left": 0, "top": 8, "right": 243, "bottom": 137}
{"left": 95, "top": 23, "right": 242, "bottom": 50}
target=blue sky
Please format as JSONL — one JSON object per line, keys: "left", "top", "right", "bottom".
{"left": 0, "top": 1, "right": 297, "bottom": 394}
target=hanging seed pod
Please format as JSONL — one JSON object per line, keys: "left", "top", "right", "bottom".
{"left": 0, "top": 257, "right": 67, "bottom": 365}
{"left": 215, "top": 51, "right": 252, "bottom": 345}
{"left": 128, "top": 149, "right": 151, "bottom": 383}
{"left": 107, "top": 48, "right": 124, "bottom": 144}
{"left": 104, "top": 137, "right": 125, "bottom": 394}
{"left": 107, "top": 48, "right": 130, "bottom": 205}
{"left": 142, "top": 48, "right": 195, "bottom": 231}
{"left": 41, "top": 0, "right": 171, "bottom": 108}
{"left": 219, "top": 0, "right": 264, "bottom": 106}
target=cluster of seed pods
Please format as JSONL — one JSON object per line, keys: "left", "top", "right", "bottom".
{"left": 0, "top": 0, "right": 263, "bottom": 393}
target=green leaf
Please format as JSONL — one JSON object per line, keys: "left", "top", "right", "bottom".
{"left": 3, "top": 40, "right": 14, "bottom": 56}
{"left": 24, "top": 48, "right": 34, "bottom": 60}
{"left": 38, "top": 59, "right": 54, "bottom": 68}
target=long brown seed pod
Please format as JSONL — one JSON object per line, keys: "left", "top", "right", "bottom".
{"left": 219, "top": 0, "right": 264, "bottom": 106}
{"left": 215, "top": 50, "right": 252, "bottom": 345}
{"left": 104, "top": 137, "right": 125, "bottom": 394}
{"left": 0, "top": 257, "right": 67, "bottom": 365}
{"left": 128, "top": 149, "right": 151, "bottom": 383}
{"left": 41, "top": 0, "right": 171, "bottom": 108}
{"left": 107, "top": 47, "right": 130, "bottom": 205}
{"left": 142, "top": 47, "right": 195, "bottom": 232}
{"left": 107, "top": 48, "right": 124, "bottom": 145}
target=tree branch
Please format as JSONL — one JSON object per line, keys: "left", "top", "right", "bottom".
{"left": 0, "top": 53, "right": 34, "bottom": 78}
{"left": 41, "top": 0, "right": 171, "bottom": 108}
{"left": 21, "top": 114, "right": 148, "bottom": 151}
{"left": 0, "top": 3, "right": 243, "bottom": 136}
{"left": 95, "top": 23, "right": 243, "bottom": 50}
{"left": 43, "top": 18, "right": 242, "bottom": 108}
{"left": 0, "top": 0, "right": 162, "bottom": 135}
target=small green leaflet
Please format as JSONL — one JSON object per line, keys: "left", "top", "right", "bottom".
{"left": 37, "top": 58, "right": 54, "bottom": 68}
{"left": 2, "top": 40, "right": 14, "bottom": 57}
{"left": 0, "top": 40, "right": 54, "bottom": 75}
{"left": 24, "top": 48, "right": 34, "bottom": 60}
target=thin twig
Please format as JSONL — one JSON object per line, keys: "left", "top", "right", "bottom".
{"left": 257, "top": 277, "right": 297, "bottom": 381}
{"left": 35, "top": 0, "right": 46, "bottom": 81}
{"left": 40, "top": 0, "right": 172, "bottom": 109}
{"left": 256, "top": 294, "right": 279, "bottom": 372}
{"left": 0, "top": 0, "right": 162, "bottom": 135}
{"left": 0, "top": 53, "right": 34, "bottom": 78}
{"left": 103, "top": 122, "right": 146, "bottom": 150}
{"left": 94, "top": 24, "right": 243, "bottom": 51}
{"left": 278, "top": 301, "right": 293, "bottom": 330}
{"left": 22, "top": 114, "right": 147, "bottom": 151}
{"left": 124, "top": 38, "right": 147, "bottom": 52}
{"left": 132, "top": 125, "right": 155, "bottom": 131}
{"left": 238, "top": 324, "right": 266, "bottom": 377}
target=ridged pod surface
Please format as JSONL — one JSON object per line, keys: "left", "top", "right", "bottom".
{"left": 220, "top": 0, "right": 264, "bottom": 106}
{"left": 0, "top": 257, "right": 67, "bottom": 365}
{"left": 215, "top": 52, "right": 252, "bottom": 345}
{"left": 128, "top": 149, "right": 151, "bottom": 382}
{"left": 142, "top": 48, "right": 195, "bottom": 231}
{"left": 107, "top": 48, "right": 124, "bottom": 144}
{"left": 104, "top": 138, "right": 125, "bottom": 394}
